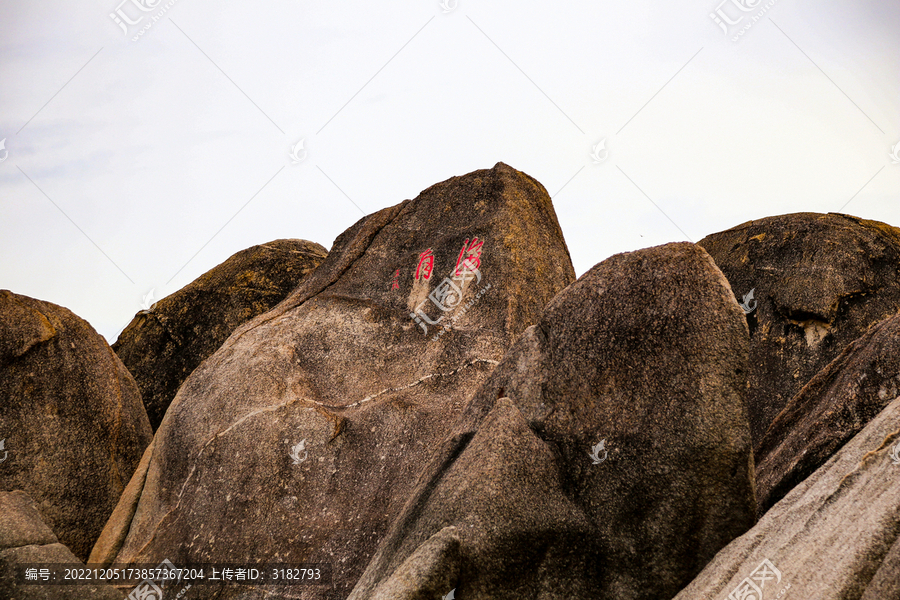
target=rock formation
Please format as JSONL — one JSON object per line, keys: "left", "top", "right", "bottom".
{"left": 7, "top": 164, "right": 900, "bottom": 600}
{"left": 350, "top": 242, "right": 756, "bottom": 600}
{"left": 113, "top": 239, "right": 328, "bottom": 430}
{"left": 93, "top": 163, "right": 576, "bottom": 599}
{"left": 698, "top": 212, "right": 900, "bottom": 447}
{"left": 0, "top": 291, "right": 152, "bottom": 562}
{"left": 0, "top": 491, "right": 125, "bottom": 599}
{"left": 672, "top": 394, "right": 900, "bottom": 600}
{"left": 756, "top": 311, "right": 900, "bottom": 514}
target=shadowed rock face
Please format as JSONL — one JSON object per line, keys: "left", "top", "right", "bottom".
{"left": 756, "top": 312, "right": 900, "bottom": 515}
{"left": 113, "top": 239, "right": 328, "bottom": 430}
{"left": 672, "top": 395, "right": 900, "bottom": 600}
{"left": 0, "top": 491, "right": 125, "bottom": 599}
{"left": 350, "top": 242, "right": 755, "bottom": 600}
{"left": 860, "top": 533, "right": 900, "bottom": 600}
{"left": 95, "top": 163, "right": 576, "bottom": 599}
{"left": 698, "top": 212, "right": 900, "bottom": 448}
{"left": 0, "top": 291, "right": 152, "bottom": 562}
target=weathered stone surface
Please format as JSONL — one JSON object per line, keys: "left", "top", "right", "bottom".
{"left": 860, "top": 533, "right": 900, "bottom": 600}
{"left": 0, "top": 491, "right": 58, "bottom": 550}
{"left": 672, "top": 395, "right": 900, "bottom": 600}
{"left": 698, "top": 212, "right": 900, "bottom": 447}
{"left": 351, "top": 242, "right": 755, "bottom": 600}
{"left": 369, "top": 526, "right": 461, "bottom": 600}
{"left": 756, "top": 312, "right": 900, "bottom": 514}
{"left": 114, "top": 239, "right": 328, "bottom": 430}
{"left": 99, "top": 163, "right": 576, "bottom": 599}
{"left": 87, "top": 439, "right": 155, "bottom": 567}
{"left": 0, "top": 490, "right": 124, "bottom": 599}
{"left": 0, "top": 291, "right": 152, "bottom": 562}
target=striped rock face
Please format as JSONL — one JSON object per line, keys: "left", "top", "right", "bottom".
{"left": 673, "top": 394, "right": 900, "bottom": 600}
{"left": 756, "top": 312, "right": 900, "bottom": 515}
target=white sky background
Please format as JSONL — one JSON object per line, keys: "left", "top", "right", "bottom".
{"left": 1, "top": 0, "right": 898, "bottom": 342}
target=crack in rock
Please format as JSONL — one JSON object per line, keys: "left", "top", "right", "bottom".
{"left": 343, "top": 358, "right": 500, "bottom": 409}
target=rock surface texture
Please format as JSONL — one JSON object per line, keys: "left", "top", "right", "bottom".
{"left": 0, "top": 490, "right": 124, "bottom": 599}
{"left": 350, "top": 242, "right": 756, "bottom": 600}
{"left": 756, "top": 312, "right": 900, "bottom": 514}
{"left": 672, "top": 394, "right": 900, "bottom": 600}
{"left": 0, "top": 291, "right": 152, "bottom": 562}
{"left": 12, "top": 163, "right": 899, "bottom": 600}
{"left": 698, "top": 212, "right": 900, "bottom": 447}
{"left": 114, "top": 239, "right": 328, "bottom": 430}
{"left": 95, "top": 163, "right": 576, "bottom": 599}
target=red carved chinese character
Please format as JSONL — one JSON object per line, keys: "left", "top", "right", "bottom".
{"left": 391, "top": 268, "right": 400, "bottom": 290}
{"left": 416, "top": 249, "right": 434, "bottom": 281}
{"left": 454, "top": 237, "right": 484, "bottom": 278}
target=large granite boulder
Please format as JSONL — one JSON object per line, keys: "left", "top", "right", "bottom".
{"left": 93, "top": 163, "right": 576, "bottom": 599}
{"left": 350, "top": 242, "right": 756, "bottom": 600}
{"left": 698, "top": 213, "right": 900, "bottom": 446}
{"left": 0, "top": 291, "right": 152, "bottom": 562}
{"left": 0, "top": 490, "right": 124, "bottom": 599}
{"left": 672, "top": 394, "right": 900, "bottom": 600}
{"left": 756, "top": 311, "right": 900, "bottom": 514}
{"left": 114, "top": 239, "right": 328, "bottom": 430}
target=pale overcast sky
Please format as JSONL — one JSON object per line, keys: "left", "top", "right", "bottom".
{"left": 1, "top": 0, "right": 899, "bottom": 342}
